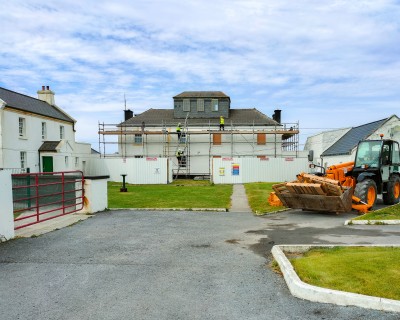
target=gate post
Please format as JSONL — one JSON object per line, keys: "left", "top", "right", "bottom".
{"left": 0, "top": 170, "right": 15, "bottom": 241}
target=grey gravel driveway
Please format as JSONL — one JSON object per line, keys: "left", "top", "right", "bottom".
{"left": 1, "top": 209, "right": 400, "bottom": 320}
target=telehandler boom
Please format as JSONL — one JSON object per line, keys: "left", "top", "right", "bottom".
{"left": 270, "top": 138, "right": 400, "bottom": 214}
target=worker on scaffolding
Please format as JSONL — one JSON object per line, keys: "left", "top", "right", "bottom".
{"left": 176, "top": 148, "right": 184, "bottom": 166}
{"left": 176, "top": 123, "right": 182, "bottom": 140}
{"left": 219, "top": 116, "right": 225, "bottom": 131}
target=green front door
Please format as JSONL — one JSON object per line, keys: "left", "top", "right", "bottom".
{"left": 42, "top": 156, "right": 53, "bottom": 172}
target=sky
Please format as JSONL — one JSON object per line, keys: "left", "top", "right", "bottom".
{"left": 1, "top": 0, "right": 399, "bottom": 151}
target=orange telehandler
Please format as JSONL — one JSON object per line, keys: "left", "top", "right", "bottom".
{"left": 270, "top": 138, "right": 400, "bottom": 214}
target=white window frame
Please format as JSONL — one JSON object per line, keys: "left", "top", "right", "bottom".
{"left": 134, "top": 134, "right": 143, "bottom": 144}
{"left": 19, "top": 117, "right": 26, "bottom": 137}
{"left": 65, "top": 156, "right": 69, "bottom": 166}
{"left": 41, "top": 122, "right": 47, "bottom": 140}
{"left": 197, "top": 99, "right": 204, "bottom": 112}
{"left": 183, "top": 99, "right": 190, "bottom": 112}
{"left": 20, "top": 151, "right": 27, "bottom": 169}
{"left": 60, "top": 125, "right": 65, "bottom": 139}
{"left": 75, "top": 157, "right": 79, "bottom": 167}
{"left": 212, "top": 99, "right": 218, "bottom": 111}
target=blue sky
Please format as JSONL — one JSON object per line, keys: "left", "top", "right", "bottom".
{"left": 1, "top": 0, "right": 399, "bottom": 150}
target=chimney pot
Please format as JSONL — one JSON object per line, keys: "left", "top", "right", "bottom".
{"left": 46, "top": 86, "right": 50, "bottom": 90}
{"left": 42, "top": 86, "right": 45, "bottom": 90}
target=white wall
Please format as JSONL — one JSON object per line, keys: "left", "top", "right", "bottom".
{"left": 1, "top": 108, "right": 75, "bottom": 171}
{"left": 90, "top": 157, "right": 170, "bottom": 184}
{"left": 0, "top": 170, "right": 15, "bottom": 240}
{"left": 212, "top": 157, "right": 310, "bottom": 184}
{"left": 79, "top": 178, "right": 108, "bottom": 213}
{"left": 114, "top": 125, "right": 298, "bottom": 175}
{"left": 304, "top": 128, "right": 350, "bottom": 162}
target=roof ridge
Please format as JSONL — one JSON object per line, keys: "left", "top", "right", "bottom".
{"left": 0, "top": 87, "right": 46, "bottom": 104}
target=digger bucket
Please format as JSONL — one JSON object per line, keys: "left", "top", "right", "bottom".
{"left": 273, "top": 184, "right": 353, "bottom": 214}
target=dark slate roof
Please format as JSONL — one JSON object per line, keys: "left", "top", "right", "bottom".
{"left": 173, "top": 91, "right": 230, "bottom": 99}
{"left": 119, "top": 108, "right": 279, "bottom": 127}
{"left": 38, "top": 141, "right": 61, "bottom": 152}
{"left": 321, "top": 118, "right": 388, "bottom": 156}
{"left": 0, "top": 87, "right": 75, "bottom": 123}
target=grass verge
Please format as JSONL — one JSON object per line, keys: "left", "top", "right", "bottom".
{"left": 290, "top": 246, "right": 400, "bottom": 300}
{"left": 108, "top": 180, "right": 232, "bottom": 209}
{"left": 354, "top": 203, "right": 400, "bottom": 220}
{"left": 244, "top": 182, "right": 285, "bottom": 215}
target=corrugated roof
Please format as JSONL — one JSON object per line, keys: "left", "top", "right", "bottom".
{"left": 38, "top": 141, "right": 61, "bottom": 152}
{"left": 321, "top": 118, "right": 388, "bottom": 156}
{"left": 119, "top": 108, "right": 279, "bottom": 127}
{"left": 0, "top": 87, "right": 75, "bottom": 123}
{"left": 173, "top": 91, "right": 230, "bottom": 99}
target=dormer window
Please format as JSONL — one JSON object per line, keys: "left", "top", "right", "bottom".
{"left": 197, "top": 99, "right": 204, "bottom": 112}
{"left": 212, "top": 99, "right": 218, "bottom": 111}
{"left": 183, "top": 99, "right": 190, "bottom": 112}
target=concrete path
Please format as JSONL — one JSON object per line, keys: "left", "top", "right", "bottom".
{"left": 230, "top": 184, "right": 252, "bottom": 212}
{"left": 15, "top": 213, "right": 91, "bottom": 238}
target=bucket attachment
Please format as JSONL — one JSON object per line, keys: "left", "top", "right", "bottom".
{"left": 272, "top": 173, "right": 353, "bottom": 214}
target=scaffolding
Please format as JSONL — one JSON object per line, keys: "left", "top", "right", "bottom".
{"left": 98, "top": 120, "right": 300, "bottom": 178}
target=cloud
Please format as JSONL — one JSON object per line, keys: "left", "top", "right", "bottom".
{"left": 1, "top": 0, "right": 399, "bottom": 148}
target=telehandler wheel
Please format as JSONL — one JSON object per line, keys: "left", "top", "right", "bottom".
{"left": 354, "top": 179, "right": 377, "bottom": 209}
{"left": 383, "top": 175, "right": 400, "bottom": 205}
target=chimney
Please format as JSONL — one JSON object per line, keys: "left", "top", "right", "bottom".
{"left": 37, "top": 85, "right": 55, "bottom": 105}
{"left": 272, "top": 109, "right": 281, "bottom": 124}
{"left": 124, "top": 109, "right": 134, "bottom": 121}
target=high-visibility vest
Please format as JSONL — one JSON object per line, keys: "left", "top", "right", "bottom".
{"left": 176, "top": 150, "right": 183, "bottom": 157}
{"left": 220, "top": 117, "right": 224, "bottom": 125}
{"left": 176, "top": 125, "right": 181, "bottom": 132}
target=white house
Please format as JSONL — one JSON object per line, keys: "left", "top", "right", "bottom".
{"left": 304, "top": 115, "right": 400, "bottom": 167}
{"left": 0, "top": 86, "right": 95, "bottom": 173}
{"left": 99, "top": 91, "right": 302, "bottom": 178}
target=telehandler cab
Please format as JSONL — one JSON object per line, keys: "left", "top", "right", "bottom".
{"left": 270, "top": 138, "right": 400, "bottom": 213}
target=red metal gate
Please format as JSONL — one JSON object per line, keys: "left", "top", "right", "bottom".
{"left": 12, "top": 171, "right": 85, "bottom": 230}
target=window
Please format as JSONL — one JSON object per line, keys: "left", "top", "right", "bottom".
{"left": 75, "top": 157, "right": 79, "bottom": 167}
{"left": 212, "top": 99, "right": 218, "bottom": 111}
{"left": 213, "top": 133, "right": 222, "bottom": 145}
{"left": 19, "top": 117, "right": 26, "bottom": 137}
{"left": 134, "top": 134, "right": 143, "bottom": 144}
{"left": 20, "top": 151, "right": 27, "bottom": 169}
{"left": 41, "top": 122, "right": 47, "bottom": 139}
{"left": 197, "top": 99, "right": 204, "bottom": 112}
{"left": 257, "top": 133, "right": 266, "bottom": 145}
{"left": 65, "top": 156, "right": 69, "bottom": 166}
{"left": 60, "top": 125, "right": 65, "bottom": 139}
{"left": 183, "top": 99, "right": 190, "bottom": 112}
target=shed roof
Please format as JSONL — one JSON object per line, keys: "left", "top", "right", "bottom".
{"left": 38, "top": 141, "right": 61, "bottom": 152}
{"left": 0, "top": 87, "right": 74, "bottom": 123}
{"left": 119, "top": 108, "right": 279, "bottom": 127}
{"left": 321, "top": 118, "right": 388, "bottom": 156}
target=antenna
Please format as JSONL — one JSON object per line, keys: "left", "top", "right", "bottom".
{"left": 124, "top": 93, "right": 127, "bottom": 111}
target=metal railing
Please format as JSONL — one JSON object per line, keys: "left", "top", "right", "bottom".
{"left": 12, "top": 171, "right": 85, "bottom": 230}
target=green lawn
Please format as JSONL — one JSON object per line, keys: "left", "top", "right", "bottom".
{"left": 108, "top": 180, "right": 232, "bottom": 209}
{"left": 244, "top": 182, "right": 285, "bottom": 215}
{"left": 354, "top": 203, "right": 400, "bottom": 220}
{"left": 290, "top": 246, "right": 400, "bottom": 300}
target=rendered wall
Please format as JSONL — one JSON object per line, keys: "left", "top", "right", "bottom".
{"left": 0, "top": 170, "right": 15, "bottom": 240}
{"left": 79, "top": 178, "right": 108, "bottom": 213}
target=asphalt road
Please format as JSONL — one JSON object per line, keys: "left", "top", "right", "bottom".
{"left": 1, "top": 209, "right": 400, "bottom": 320}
